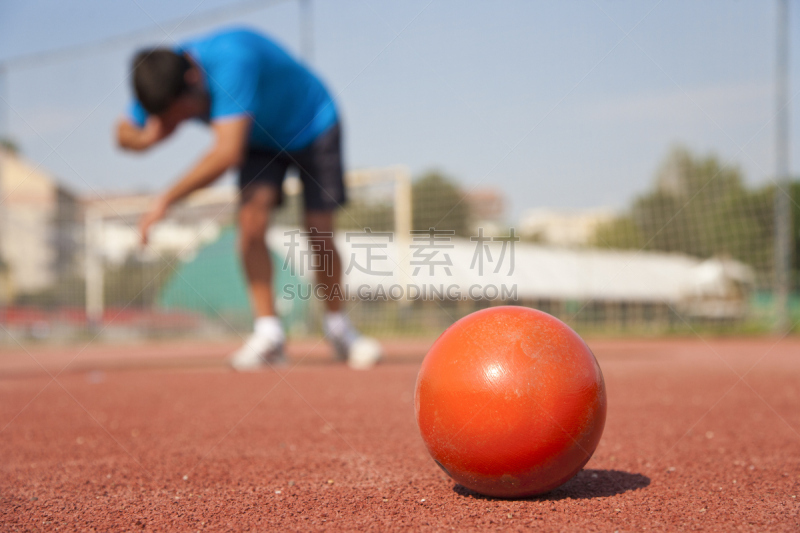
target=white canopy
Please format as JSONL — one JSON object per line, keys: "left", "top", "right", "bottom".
{"left": 268, "top": 228, "right": 753, "bottom": 306}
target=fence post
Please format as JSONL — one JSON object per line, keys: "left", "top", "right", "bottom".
{"left": 85, "top": 208, "right": 104, "bottom": 331}
{"left": 774, "top": 0, "right": 792, "bottom": 333}
{"left": 394, "top": 166, "right": 413, "bottom": 303}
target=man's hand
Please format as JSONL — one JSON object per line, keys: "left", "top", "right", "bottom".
{"left": 136, "top": 116, "right": 251, "bottom": 246}
{"left": 141, "top": 117, "right": 173, "bottom": 145}
{"left": 117, "top": 116, "right": 176, "bottom": 151}
{"left": 138, "top": 197, "right": 169, "bottom": 246}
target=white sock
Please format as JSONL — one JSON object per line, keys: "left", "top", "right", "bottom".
{"left": 254, "top": 316, "right": 285, "bottom": 344}
{"left": 324, "top": 312, "right": 359, "bottom": 342}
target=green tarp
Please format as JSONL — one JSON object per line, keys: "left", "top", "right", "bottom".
{"left": 158, "top": 226, "right": 308, "bottom": 331}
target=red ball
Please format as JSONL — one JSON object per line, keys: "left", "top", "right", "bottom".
{"left": 415, "top": 306, "right": 606, "bottom": 498}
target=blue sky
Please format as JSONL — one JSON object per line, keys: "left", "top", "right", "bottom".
{"left": 0, "top": 0, "right": 798, "bottom": 220}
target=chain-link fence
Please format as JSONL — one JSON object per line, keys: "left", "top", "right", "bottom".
{"left": 0, "top": 149, "right": 798, "bottom": 346}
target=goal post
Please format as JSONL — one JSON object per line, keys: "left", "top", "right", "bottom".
{"left": 81, "top": 166, "right": 414, "bottom": 334}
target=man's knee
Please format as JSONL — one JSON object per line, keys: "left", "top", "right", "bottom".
{"left": 305, "top": 210, "right": 335, "bottom": 233}
{"left": 239, "top": 219, "right": 268, "bottom": 252}
{"left": 239, "top": 186, "right": 277, "bottom": 252}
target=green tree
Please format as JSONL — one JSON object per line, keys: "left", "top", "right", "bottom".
{"left": 593, "top": 146, "right": 796, "bottom": 287}
{"left": 0, "top": 137, "right": 19, "bottom": 154}
{"left": 412, "top": 171, "right": 470, "bottom": 237}
{"left": 786, "top": 182, "right": 800, "bottom": 290}
{"left": 15, "top": 273, "right": 86, "bottom": 308}
{"left": 335, "top": 198, "right": 394, "bottom": 231}
{"left": 103, "top": 255, "right": 178, "bottom": 308}
{"left": 631, "top": 146, "right": 748, "bottom": 257}
{"left": 593, "top": 216, "right": 643, "bottom": 249}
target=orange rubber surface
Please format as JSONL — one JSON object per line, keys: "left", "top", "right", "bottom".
{"left": 1, "top": 338, "right": 799, "bottom": 531}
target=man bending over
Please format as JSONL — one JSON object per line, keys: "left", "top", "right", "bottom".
{"left": 117, "top": 27, "right": 381, "bottom": 370}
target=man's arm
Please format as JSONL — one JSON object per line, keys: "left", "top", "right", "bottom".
{"left": 116, "top": 116, "right": 176, "bottom": 152}
{"left": 138, "top": 116, "right": 251, "bottom": 244}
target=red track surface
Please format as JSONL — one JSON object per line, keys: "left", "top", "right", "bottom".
{"left": 1, "top": 338, "right": 799, "bottom": 531}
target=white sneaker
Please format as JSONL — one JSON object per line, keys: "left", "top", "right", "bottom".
{"left": 327, "top": 331, "right": 351, "bottom": 362}
{"left": 229, "top": 333, "right": 287, "bottom": 371}
{"left": 324, "top": 313, "right": 383, "bottom": 370}
{"left": 346, "top": 336, "right": 383, "bottom": 370}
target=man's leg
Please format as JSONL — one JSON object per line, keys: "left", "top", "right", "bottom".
{"left": 305, "top": 209, "right": 342, "bottom": 313}
{"left": 230, "top": 183, "right": 286, "bottom": 370}
{"left": 240, "top": 184, "right": 279, "bottom": 317}
{"left": 305, "top": 209, "right": 382, "bottom": 368}
{"left": 298, "top": 123, "right": 382, "bottom": 368}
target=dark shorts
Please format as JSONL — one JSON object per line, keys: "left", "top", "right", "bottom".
{"left": 238, "top": 123, "right": 346, "bottom": 211}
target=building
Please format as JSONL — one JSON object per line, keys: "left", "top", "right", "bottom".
{"left": 465, "top": 188, "right": 505, "bottom": 235}
{"left": 0, "top": 148, "right": 81, "bottom": 297}
{"left": 465, "top": 188, "right": 505, "bottom": 222}
{"left": 518, "top": 208, "right": 615, "bottom": 247}
{"left": 81, "top": 185, "right": 238, "bottom": 264}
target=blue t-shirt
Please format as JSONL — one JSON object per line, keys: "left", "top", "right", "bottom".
{"left": 129, "top": 28, "right": 337, "bottom": 151}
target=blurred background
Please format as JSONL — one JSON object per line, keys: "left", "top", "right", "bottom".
{"left": 0, "top": 0, "right": 798, "bottom": 344}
